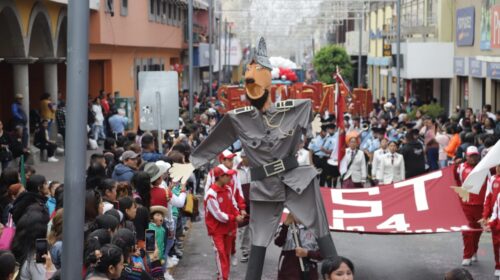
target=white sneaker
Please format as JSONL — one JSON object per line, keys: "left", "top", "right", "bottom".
{"left": 163, "top": 271, "right": 175, "bottom": 280}
{"left": 472, "top": 254, "right": 478, "bottom": 262}
{"left": 462, "top": 259, "right": 472, "bottom": 266}
{"left": 167, "top": 258, "right": 177, "bottom": 268}
{"left": 231, "top": 254, "right": 238, "bottom": 266}
{"left": 56, "top": 147, "right": 64, "bottom": 153}
{"left": 48, "top": 157, "right": 59, "bottom": 162}
{"left": 495, "top": 270, "right": 500, "bottom": 276}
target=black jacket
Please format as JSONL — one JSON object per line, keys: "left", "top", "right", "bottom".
{"left": 400, "top": 140, "right": 426, "bottom": 179}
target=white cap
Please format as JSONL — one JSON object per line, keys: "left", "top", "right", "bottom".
{"left": 466, "top": 146, "right": 479, "bottom": 156}
{"left": 384, "top": 102, "right": 393, "bottom": 109}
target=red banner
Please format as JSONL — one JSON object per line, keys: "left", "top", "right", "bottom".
{"left": 320, "top": 166, "right": 470, "bottom": 234}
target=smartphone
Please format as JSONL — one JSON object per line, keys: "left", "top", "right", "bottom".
{"left": 145, "top": 229, "right": 156, "bottom": 252}
{"left": 35, "top": 238, "right": 48, "bottom": 263}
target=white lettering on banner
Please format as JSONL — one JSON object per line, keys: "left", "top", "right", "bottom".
{"left": 494, "top": 11, "right": 500, "bottom": 47}
{"left": 332, "top": 188, "right": 383, "bottom": 230}
{"left": 394, "top": 170, "right": 442, "bottom": 211}
{"left": 376, "top": 214, "right": 410, "bottom": 232}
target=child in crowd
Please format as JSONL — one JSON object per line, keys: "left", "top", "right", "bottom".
{"left": 204, "top": 166, "right": 244, "bottom": 280}
{"left": 46, "top": 181, "right": 61, "bottom": 216}
{"left": 98, "top": 178, "right": 118, "bottom": 213}
{"left": 274, "top": 213, "right": 322, "bottom": 280}
{"left": 148, "top": 205, "right": 169, "bottom": 264}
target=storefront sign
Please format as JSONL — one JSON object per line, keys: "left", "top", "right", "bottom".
{"left": 318, "top": 167, "right": 469, "bottom": 234}
{"left": 457, "top": 7, "right": 475, "bottom": 46}
{"left": 469, "top": 57, "right": 484, "bottom": 77}
{"left": 454, "top": 57, "right": 466, "bottom": 75}
{"left": 491, "top": 5, "right": 500, "bottom": 48}
{"left": 488, "top": 62, "right": 500, "bottom": 79}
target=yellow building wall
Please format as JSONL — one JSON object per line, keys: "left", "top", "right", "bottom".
{"left": 369, "top": 11, "right": 377, "bottom": 57}
{"left": 438, "top": 0, "right": 454, "bottom": 42}
{"left": 15, "top": 0, "right": 64, "bottom": 37}
{"left": 376, "top": 8, "right": 384, "bottom": 57}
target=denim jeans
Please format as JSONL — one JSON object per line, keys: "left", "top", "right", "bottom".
{"left": 92, "top": 124, "right": 106, "bottom": 141}
{"left": 439, "top": 160, "right": 447, "bottom": 168}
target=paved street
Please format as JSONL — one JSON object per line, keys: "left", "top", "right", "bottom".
{"left": 32, "top": 154, "right": 498, "bottom": 280}
{"left": 173, "top": 210, "right": 498, "bottom": 280}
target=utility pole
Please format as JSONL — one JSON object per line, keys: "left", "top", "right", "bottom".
{"left": 218, "top": 16, "right": 222, "bottom": 84}
{"left": 358, "top": 12, "right": 363, "bottom": 88}
{"left": 208, "top": 0, "right": 213, "bottom": 97}
{"left": 62, "top": 0, "right": 89, "bottom": 278}
{"left": 228, "top": 23, "right": 232, "bottom": 84}
{"left": 396, "top": 0, "right": 402, "bottom": 108}
{"left": 224, "top": 18, "right": 228, "bottom": 83}
{"left": 188, "top": 0, "right": 194, "bottom": 119}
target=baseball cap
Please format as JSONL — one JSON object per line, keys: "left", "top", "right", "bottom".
{"left": 120, "top": 150, "right": 139, "bottom": 161}
{"left": 466, "top": 146, "right": 479, "bottom": 156}
{"left": 213, "top": 166, "right": 236, "bottom": 178}
{"left": 218, "top": 150, "right": 236, "bottom": 162}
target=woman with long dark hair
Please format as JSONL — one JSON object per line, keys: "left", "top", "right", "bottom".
{"left": 130, "top": 172, "right": 151, "bottom": 241}
{"left": 48, "top": 209, "right": 64, "bottom": 269}
{"left": 85, "top": 244, "right": 124, "bottom": 280}
{"left": 11, "top": 210, "right": 55, "bottom": 279}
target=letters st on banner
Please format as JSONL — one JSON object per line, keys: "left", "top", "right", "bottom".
{"left": 321, "top": 166, "right": 470, "bottom": 234}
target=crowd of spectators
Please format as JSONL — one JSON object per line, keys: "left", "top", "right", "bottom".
{"left": 0, "top": 87, "right": 498, "bottom": 279}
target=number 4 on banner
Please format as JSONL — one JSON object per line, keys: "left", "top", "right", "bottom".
{"left": 376, "top": 214, "right": 410, "bottom": 232}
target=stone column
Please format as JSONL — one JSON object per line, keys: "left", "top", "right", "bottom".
{"left": 41, "top": 58, "right": 65, "bottom": 140}
{"left": 7, "top": 58, "right": 37, "bottom": 143}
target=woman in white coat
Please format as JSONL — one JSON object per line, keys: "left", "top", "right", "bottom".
{"left": 340, "top": 137, "right": 366, "bottom": 188}
{"left": 377, "top": 141, "right": 405, "bottom": 184}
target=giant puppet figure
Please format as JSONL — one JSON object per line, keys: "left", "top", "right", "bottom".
{"left": 169, "top": 38, "right": 338, "bottom": 279}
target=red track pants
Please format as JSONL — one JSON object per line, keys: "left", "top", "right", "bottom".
{"left": 211, "top": 234, "right": 232, "bottom": 280}
{"left": 492, "top": 228, "right": 500, "bottom": 269}
{"left": 461, "top": 204, "right": 483, "bottom": 259}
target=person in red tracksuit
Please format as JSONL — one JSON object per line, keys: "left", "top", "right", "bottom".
{"left": 455, "top": 146, "right": 486, "bottom": 266}
{"left": 480, "top": 164, "right": 500, "bottom": 277}
{"left": 205, "top": 166, "right": 244, "bottom": 280}
{"left": 204, "top": 150, "right": 247, "bottom": 266}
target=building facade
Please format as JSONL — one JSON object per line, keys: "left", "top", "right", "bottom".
{"left": 0, "top": 0, "right": 212, "bottom": 133}
{"left": 366, "top": 0, "right": 454, "bottom": 113}
{"left": 453, "top": 0, "right": 500, "bottom": 113}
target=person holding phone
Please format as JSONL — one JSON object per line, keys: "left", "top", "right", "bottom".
{"left": 147, "top": 205, "right": 169, "bottom": 264}
{"left": 204, "top": 166, "right": 244, "bottom": 280}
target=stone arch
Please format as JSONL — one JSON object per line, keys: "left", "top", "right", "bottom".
{"left": 0, "top": 1, "right": 26, "bottom": 57}
{"left": 55, "top": 8, "right": 67, "bottom": 58}
{"left": 26, "top": 2, "right": 54, "bottom": 58}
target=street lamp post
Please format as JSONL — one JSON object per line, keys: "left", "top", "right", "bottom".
{"left": 62, "top": 0, "right": 89, "bottom": 278}
{"left": 396, "top": 0, "right": 402, "bottom": 108}
{"left": 188, "top": 0, "right": 194, "bottom": 119}
{"left": 209, "top": 0, "right": 213, "bottom": 97}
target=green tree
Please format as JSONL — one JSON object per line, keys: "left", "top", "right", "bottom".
{"left": 313, "top": 45, "right": 353, "bottom": 84}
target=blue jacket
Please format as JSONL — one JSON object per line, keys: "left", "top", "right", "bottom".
{"left": 11, "top": 102, "right": 27, "bottom": 124}
{"left": 142, "top": 152, "right": 163, "bottom": 163}
{"left": 112, "top": 163, "right": 135, "bottom": 182}
{"left": 46, "top": 197, "right": 56, "bottom": 216}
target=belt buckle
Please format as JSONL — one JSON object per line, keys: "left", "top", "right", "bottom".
{"left": 263, "top": 159, "right": 286, "bottom": 177}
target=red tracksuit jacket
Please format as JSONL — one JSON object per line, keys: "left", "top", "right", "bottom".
{"left": 205, "top": 166, "right": 246, "bottom": 212}
{"left": 455, "top": 162, "right": 486, "bottom": 205}
{"left": 204, "top": 183, "right": 239, "bottom": 236}
{"left": 483, "top": 174, "right": 500, "bottom": 219}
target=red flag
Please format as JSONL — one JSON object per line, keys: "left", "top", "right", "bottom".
{"left": 333, "top": 68, "right": 348, "bottom": 163}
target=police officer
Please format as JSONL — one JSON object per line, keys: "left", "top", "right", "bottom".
{"left": 169, "top": 38, "right": 338, "bottom": 280}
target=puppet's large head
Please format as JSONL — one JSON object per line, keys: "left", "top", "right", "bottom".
{"left": 244, "top": 37, "right": 273, "bottom": 101}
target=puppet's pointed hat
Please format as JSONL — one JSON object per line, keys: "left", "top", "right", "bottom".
{"left": 253, "top": 37, "right": 273, "bottom": 70}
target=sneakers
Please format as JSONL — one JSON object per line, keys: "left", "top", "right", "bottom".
{"left": 462, "top": 259, "right": 472, "bottom": 266}
{"left": 48, "top": 156, "right": 59, "bottom": 162}
{"left": 166, "top": 257, "right": 178, "bottom": 268}
{"left": 56, "top": 147, "right": 65, "bottom": 153}
{"left": 163, "top": 271, "right": 175, "bottom": 280}
{"left": 471, "top": 254, "right": 478, "bottom": 262}
{"left": 241, "top": 254, "right": 249, "bottom": 263}
{"left": 495, "top": 269, "right": 500, "bottom": 276}
{"left": 231, "top": 254, "right": 238, "bottom": 266}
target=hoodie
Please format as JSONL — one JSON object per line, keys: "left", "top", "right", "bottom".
{"left": 111, "top": 163, "right": 135, "bottom": 182}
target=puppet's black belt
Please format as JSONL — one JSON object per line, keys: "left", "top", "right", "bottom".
{"left": 250, "top": 155, "right": 299, "bottom": 181}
